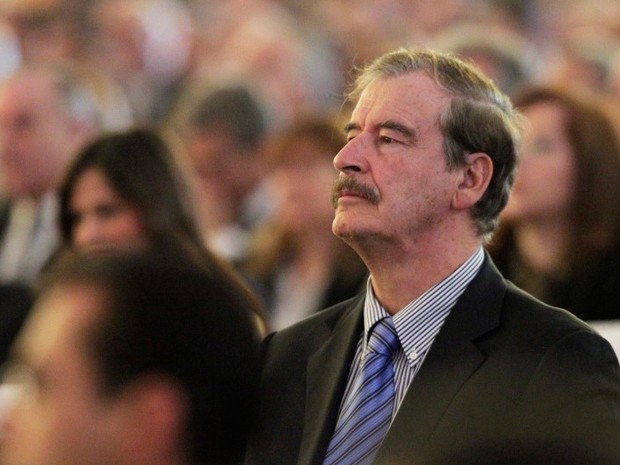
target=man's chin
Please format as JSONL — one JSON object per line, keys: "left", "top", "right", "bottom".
{"left": 333, "top": 218, "right": 366, "bottom": 243}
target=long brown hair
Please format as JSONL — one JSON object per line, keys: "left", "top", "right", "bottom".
{"left": 493, "top": 85, "right": 620, "bottom": 270}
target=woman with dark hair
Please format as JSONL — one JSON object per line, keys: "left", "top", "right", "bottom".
{"left": 59, "top": 128, "right": 201, "bottom": 256}
{"left": 57, "top": 127, "right": 267, "bottom": 330}
{"left": 488, "top": 85, "right": 620, "bottom": 321}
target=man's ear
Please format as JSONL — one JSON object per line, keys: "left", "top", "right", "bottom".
{"left": 452, "top": 152, "right": 493, "bottom": 210}
{"left": 113, "top": 375, "right": 189, "bottom": 465}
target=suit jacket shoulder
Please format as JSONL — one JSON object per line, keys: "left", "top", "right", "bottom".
{"left": 378, "top": 257, "right": 620, "bottom": 465}
{"left": 247, "top": 295, "right": 364, "bottom": 465}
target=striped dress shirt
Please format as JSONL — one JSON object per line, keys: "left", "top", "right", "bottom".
{"left": 336, "top": 246, "right": 485, "bottom": 419}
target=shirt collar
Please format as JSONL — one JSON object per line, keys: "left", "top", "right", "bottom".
{"left": 363, "top": 246, "right": 485, "bottom": 363}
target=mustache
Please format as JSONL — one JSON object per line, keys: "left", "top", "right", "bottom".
{"left": 331, "top": 176, "right": 380, "bottom": 207}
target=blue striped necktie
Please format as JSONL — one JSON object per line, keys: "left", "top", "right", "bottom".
{"left": 323, "top": 317, "right": 399, "bottom": 465}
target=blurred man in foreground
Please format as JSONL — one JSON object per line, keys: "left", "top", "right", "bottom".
{"left": 1, "top": 249, "right": 262, "bottom": 465}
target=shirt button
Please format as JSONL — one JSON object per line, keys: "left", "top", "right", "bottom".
{"left": 408, "top": 351, "right": 418, "bottom": 361}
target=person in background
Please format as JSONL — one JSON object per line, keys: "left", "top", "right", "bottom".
{"left": 431, "top": 22, "right": 530, "bottom": 96}
{"left": 58, "top": 128, "right": 199, "bottom": 257}
{"left": 488, "top": 85, "right": 620, "bottom": 321}
{"left": 0, "top": 0, "right": 75, "bottom": 65}
{"left": 242, "top": 116, "right": 367, "bottom": 330}
{"left": 0, "top": 60, "right": 103, "bottom": 389}
{"left": 245, "top": 48, "right": 620, "bottom": 465}
{"left": 85, "top": 0, "right": 195, "bottom": 126}
{"left": 180, "top": 84, "right": 272, "bottom": 264}
{"left": 0, "top": 61, "right": 102, "bottom": 286}
{"left": 57, "top": 127, "right": 267, "bottom": 331}
{"left": 1, "top": 247, "right": 262, "bottom": 465}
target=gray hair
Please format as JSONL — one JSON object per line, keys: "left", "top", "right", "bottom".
{"left": 348, "top": 48, "right": 523, "bottom": 237}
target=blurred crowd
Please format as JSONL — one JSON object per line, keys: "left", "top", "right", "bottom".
{"left": 1, "top": 0, "right": 620, "bottom": 123}
{"left": 1, "top": 3, "right": 620, "bottom": 464}
{"left": 1, "top": 0, "right": 620, "bottom": 331}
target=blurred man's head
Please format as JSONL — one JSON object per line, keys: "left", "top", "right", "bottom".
{"left": 186, "top": 85, "right": 267, "bottom": 210}
{"left": 0, "top": 0, "right": 74, "bottom": 64}
{"left": 1, "top": 250, "right": 262, "bottom": 465}
{"left": 0, "top": 63, "right": 100, "bottom": 199}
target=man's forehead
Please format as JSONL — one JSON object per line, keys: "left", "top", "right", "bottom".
{"left": 350, "top": 73, "right": 450, "bottom": 130}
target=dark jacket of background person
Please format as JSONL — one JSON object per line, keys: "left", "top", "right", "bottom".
{"left": 491, "top": 228, "right": 620, "bottom": 321}
{"left": 0, "top": 201, "right": 34, "bottom": 364}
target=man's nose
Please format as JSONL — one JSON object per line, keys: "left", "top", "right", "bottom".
{"left": 333, "top": 135, "right": 370, "bottom": 174}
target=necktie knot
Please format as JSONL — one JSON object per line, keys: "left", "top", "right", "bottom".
{"left": 367, "top": 317, "right": 399, "bottom": 357}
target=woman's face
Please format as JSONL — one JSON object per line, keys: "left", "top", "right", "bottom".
{"left": 271, "top": 138, "right": 337, "bottom": 234}
{"left": 502, "top": 100, "right": 577, "bottom": 224}
{"left": 68, "top": 168, "right": 148, "bottom": 254}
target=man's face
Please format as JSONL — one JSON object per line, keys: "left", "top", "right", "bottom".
{"left": 0, "top": 71, "right": 74, "bottom": 198}
{"left": 1, "top": 284, "right": 119, "bottom": 465}
{"left": 332, "top": 72, "right": 462, "bottom": 248}
{"left": 188, "top": 128, "right": 258, "bottom": 206}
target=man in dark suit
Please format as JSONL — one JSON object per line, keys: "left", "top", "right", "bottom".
{"left": 245, "top": 48, "right": 620, "bottom": 465}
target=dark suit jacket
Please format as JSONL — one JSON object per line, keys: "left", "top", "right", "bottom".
{"left": 245, "top": 256, "right": 620, "bottom": 465}
{"left": 0, "top": 283, "right": 34, "bottom": 365}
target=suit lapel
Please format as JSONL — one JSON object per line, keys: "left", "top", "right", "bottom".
{"left": 297, "top": 297, "right": 365, "bottom": 465}
{"left": 374, "top": 256, "right": 507, "bottom": 464}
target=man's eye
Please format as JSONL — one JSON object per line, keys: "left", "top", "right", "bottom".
{"left": 380, "top": 136, "right": 395, "bottom": 144}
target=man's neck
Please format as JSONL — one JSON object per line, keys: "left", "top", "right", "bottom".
{"left": 354, "top": 234, "right": 482, "bottom": 315}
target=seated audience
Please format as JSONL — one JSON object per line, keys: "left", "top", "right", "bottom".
{"left": 1, "top": 247, "right": 262, "bottom": 465}
{"left": 488, "top": 85, "right": 620, "bottom": 321}
{"left": 58, "top": 127, "right": 200, "bottom": 256}
{"left": 178, "top": 84, "right": 272, "bottom": 264}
